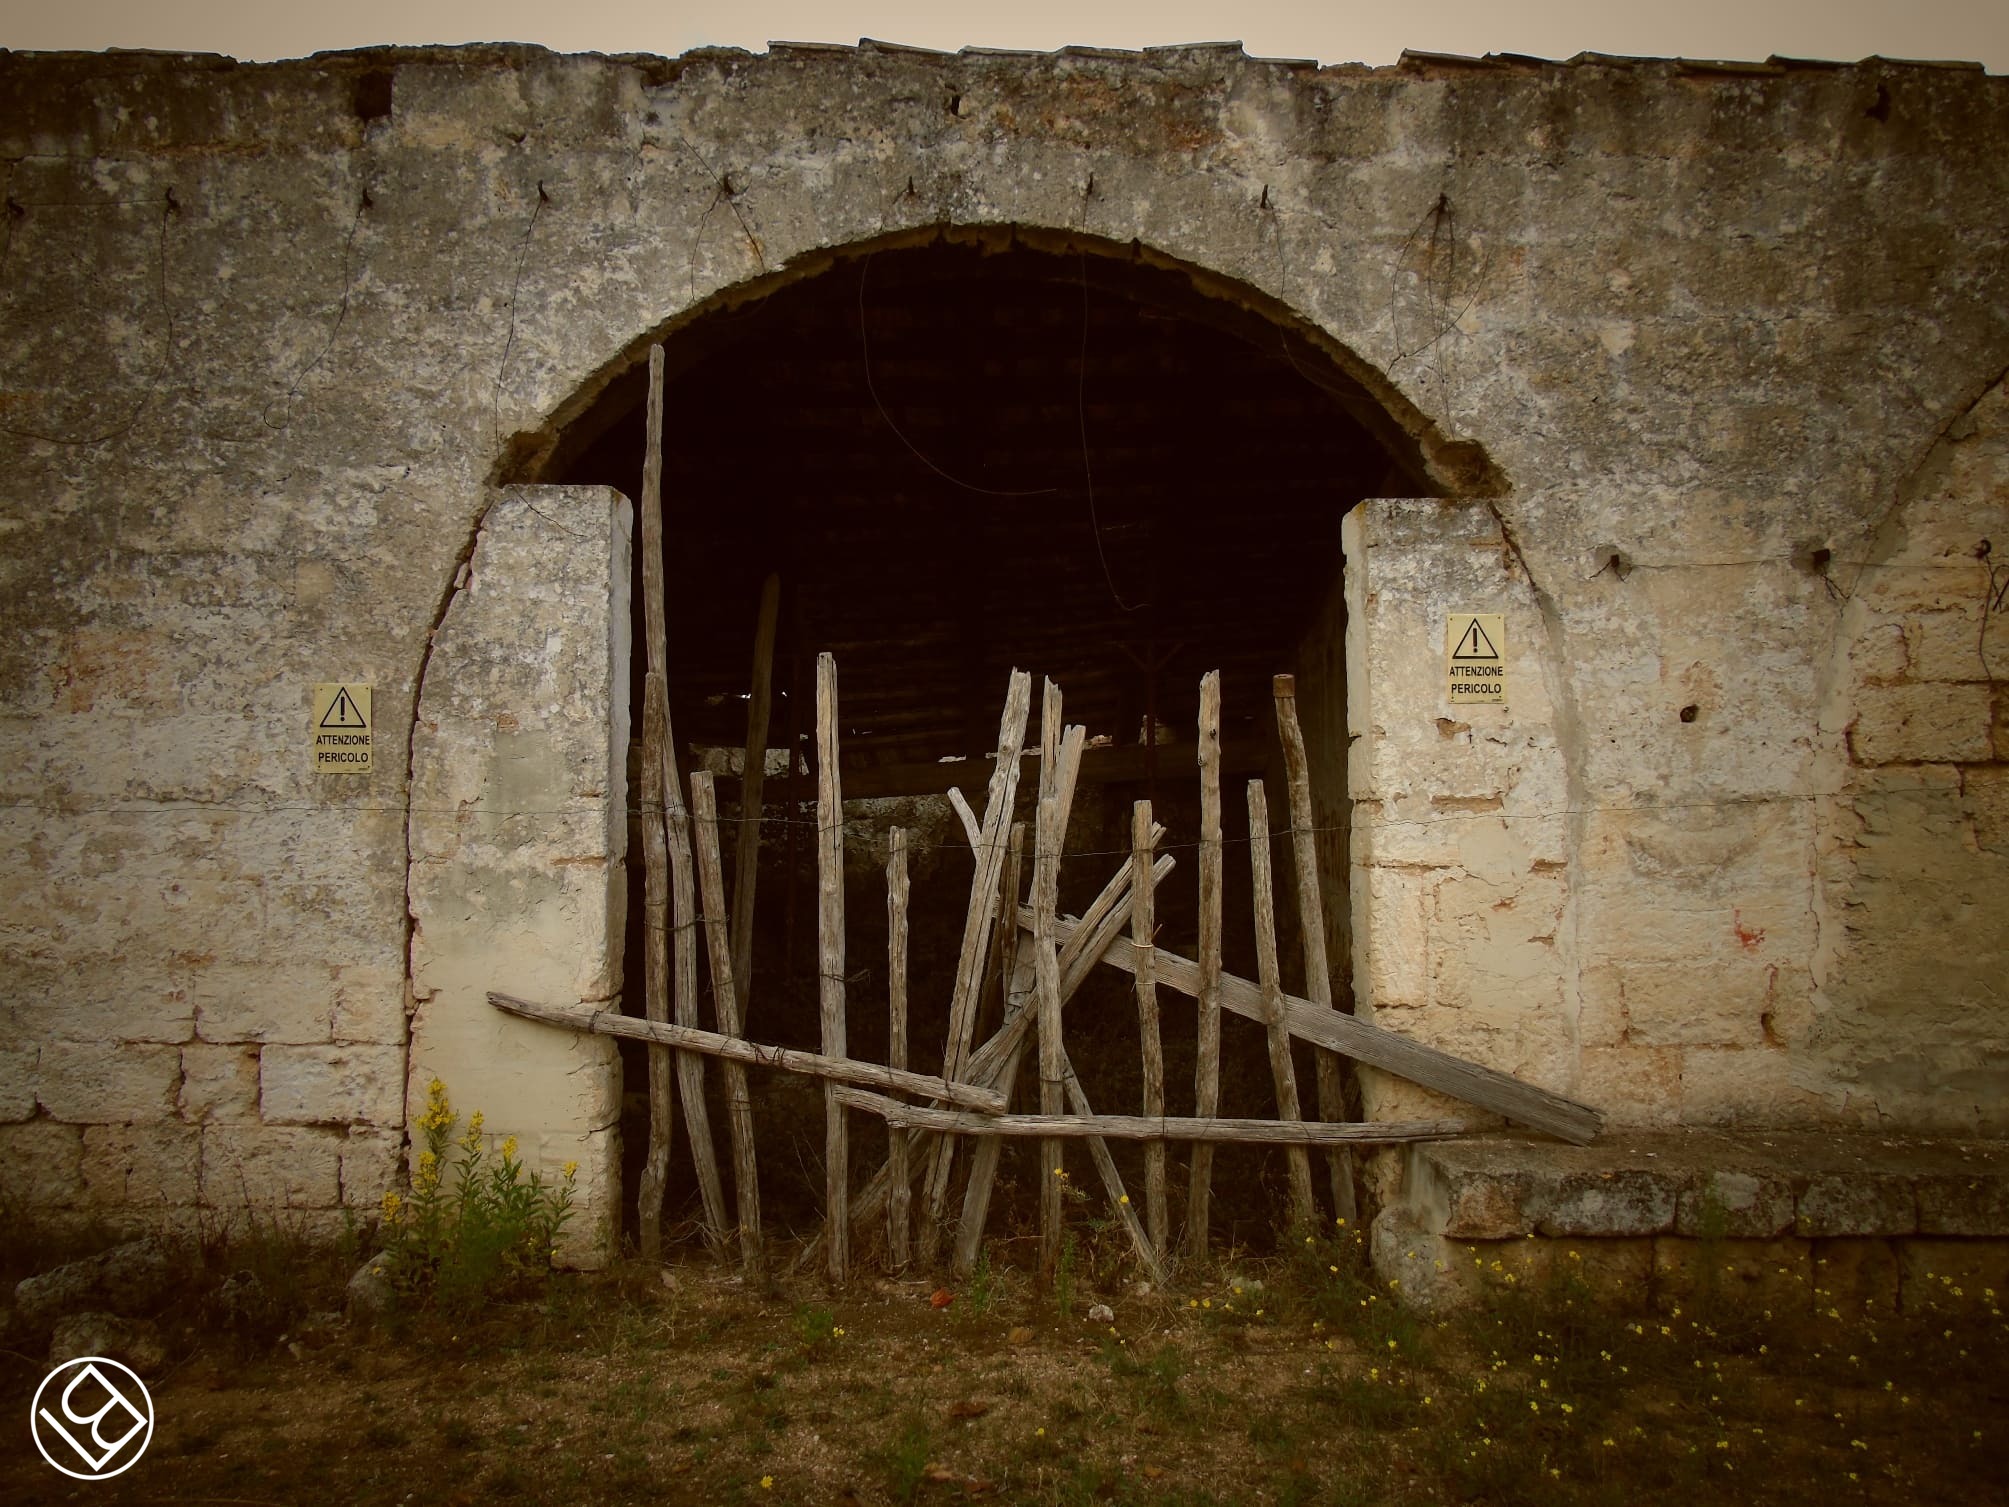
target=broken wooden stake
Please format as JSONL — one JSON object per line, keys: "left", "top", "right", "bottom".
{"left": 1033, "top": 682, "right": 1085, "bottom": 1287}
{"left": 1274, "top": 672, "right": 1356, "bottom": 1222}
{"left": 692, "top": 770, "right": 763, "bottom": 1278}
{"left": 647, "top": 347, "right": 730, "bottom": 1260}
{"left": 920, "top": 670, "right": 1033, "bottom": 1260}
{"left": 1186, "top": 669, "right": 1224, "bottom": 1260}
{"left": 886, "top": 826, "right": 912, "bottom": 1269}
{"left": 816, "top": 650, "right": 850, "bottom": 1283}
{"left": 634, "top": 677, "right": 676, "bottom": 1262}
{"left": 1249, "top": 778, "right": 1317, "bottom": 1228}
{"left": 1131, "top": 800, "right": 1168, "bottom": 1260}
{"left": 729, "top": 572, "right": 781, "bottom": 1016}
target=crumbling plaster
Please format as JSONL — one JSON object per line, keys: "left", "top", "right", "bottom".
{"left": 0, "top": 41, "right": 2004, "bottom": 1241}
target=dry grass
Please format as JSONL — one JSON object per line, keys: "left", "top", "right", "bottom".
{"left": 2, "top": 1235, "right": 2003, "bottom": 1506}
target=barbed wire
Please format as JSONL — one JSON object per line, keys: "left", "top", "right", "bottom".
{"left": 0, "top": 782, "right": 1944, "bottom": 869}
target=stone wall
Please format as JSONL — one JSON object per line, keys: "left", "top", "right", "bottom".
{"left": 0, "top": 42, "right": 2005, "bottom": 1240}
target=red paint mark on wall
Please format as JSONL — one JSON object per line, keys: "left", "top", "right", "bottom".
{"left": 1733, "top": 908, "right": 1766, "bottom": 951}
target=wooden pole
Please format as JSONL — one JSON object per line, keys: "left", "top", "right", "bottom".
{"left": 980, "top": 823, "right": 1027, "bottom": 1064}
{"left": 635, "top": 679, "right": 676, "bottom": 1261}
{"left": 834, "top": 1088, "right": 1472, "bottom": 1145}
{"left": 1250, "top": 779, "right": 1317, "bottom": 1228}
{"left": 1185, "top": 669, "right": 1223, "bottom": 1261}
{"left": 886, "top": 826, "right": 911, "bottom": 1270}
{"left": 488, "top": 992, "right": 1005, "bottom": 1111}
{"left": 730, "top": 572, "right": 782, "bottom": 1016}
{"left": 1131, "top": 800, "right": 1167, "bottom": 1261}
{"left": 642, "top": 344, "right": 729, "bottom": 1259}
{"left": 815, "top": 651, "right": 850, "bottom": 1284}
{"left": 1273, "top": 673, "right": 1356, "bottom": 1222}
{"left": 919, "top": 671, "right": 1033, "bottom": 1260}
{"left": 1034, "top": 683, "right": 1085, "bottom": 1288}
{"left": 692, "top": 771, "right": 764, "bottom": 1278}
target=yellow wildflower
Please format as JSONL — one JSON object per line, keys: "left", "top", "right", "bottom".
{"left": 562, "top": 1159, "right": 580, "bottom": 1179}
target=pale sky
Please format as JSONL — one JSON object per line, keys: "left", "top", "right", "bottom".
{"left": 2, "top": 0, "right": 2005, "bottom": 71}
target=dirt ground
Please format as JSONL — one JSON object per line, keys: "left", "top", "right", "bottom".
{"left": 4, "top": 1228, "right": 2004, "bottom": 1507}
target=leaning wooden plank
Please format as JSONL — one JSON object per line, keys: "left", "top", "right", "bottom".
{"left": 919, "top": 670, "right": 1034, "bottom": 1258}
{"left": 816, "top": 651, "right": 850, "bottom": 1284}
{"left": 940, "top": 670, "right": 1034, "bottom": 1083}
{"left": 833, "top": 1088, "right": 1472, "bottom": 1145}
{"left": 729, "top": 571, "right": 782, "bottom": 1015}
{"left": 1187, "top": 669, "right": 1224, "bottom": 1260}
{"left": 640, "top": 343, "right": 729, "bottom": 1258}
{"left": 886, "top": 826, "right": 912, "bottom": 1270}
{"left": 1058, "top": 1047, "right": 1167, "bottom": 1285}
{"left": 952, "top": 932, "right": 1037, "bottom": 1278}
{"left": 634, "top": 679, "right": 677, "bottom": 1261}
{"left": 692, "top": 771, "right": 764, "bottom": 1279}
{"left": 1249, "top": 779, "right": 1317, "bottom": 1228}
{"left": 1131, "top": 800, "right": 1168, "bottom": 1261}
{"left": 1274, "top": 672, "right": 1355, "bottom": 1222}
{"left": 1045, "top": 921, "right": 1605, "bottom": 1144}
{"left": 489, "top": 992, "right": 1009, "bottom": 1111}
{"left": 952, "top": 840, "right": 1168, "bottom": 1277}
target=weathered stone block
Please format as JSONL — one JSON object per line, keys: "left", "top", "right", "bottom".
{"left": 1574, "top": 1047, "right": 1683, "bottom": 1128}
{"left": 338, "top": 1128, "right": 405, "bottom": 1210}
{"left": 260, "top": 1044, "right": 404, "bottom": 1126}
{"left": 200, "top": 1125, "right": 343, "bottom": 1209}
{"left": 189, "top": 962, "right": 339, "bottom": 1044}
{"left": 0, "top": 1119, "right": 85, "bottom": 1205}
{"left": 178, "top": 1043, "right": 261, "bottom": 1123}
{"left": 1538, "top": 1169, "right": 1678, "bottom": 1237}
{"left": 36, "top": 1041, "right": 180, "bottom": 1123}
{"left": 1915, "top": 1170, "right": 2009, "bottom": 1236}
{"left": 1847, "top": 621, "right": 1908, "bottom": 682}
{"left": 330, "top": 965, "right": 408, "bottom": 1046}
{"left": 1796, "top": 1174, "right": 1917, "bottom": 1237}
{"left": 1619, "top": 959, "right": 1781, "bottom": 1048}
{"left": 1652, "top": 1236, "right": 1811, "bottom": 1311}
{"left": 0, "top": 1048, "right": 37, "bottom": 1121}
{"left": 1679, "top": 1046, "right": 1823, "bottom": 1127}
{"left": 81, "top": 1122, "right": 202, "bottom": 1205}
{"left": 1673, "top": 1170, "right": 1795, "bottom": 1237}
{"left": 1850, "top": 682, "right": 1994, "bottom": 765}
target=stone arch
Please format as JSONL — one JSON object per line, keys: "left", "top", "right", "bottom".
{"left": 406, "top": 221, "right": 1506, "bottom": 1259}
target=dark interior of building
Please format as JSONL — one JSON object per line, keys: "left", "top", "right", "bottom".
{"left": 541, "top": 228, "right": 1436, "bottom": 1257}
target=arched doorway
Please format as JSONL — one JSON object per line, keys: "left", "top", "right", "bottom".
{"left": 530, "top": 225, "right": 1482, "bottom": 1249}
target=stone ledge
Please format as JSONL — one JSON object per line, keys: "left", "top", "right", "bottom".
{"left": 1398, "top": 1131, "right": 2009, "bottom": 1241}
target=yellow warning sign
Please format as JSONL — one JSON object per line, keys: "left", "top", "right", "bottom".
{"left": 1446, "top": 615, "right": 1506, "bottom": 707}
{"left": 312, "top": 683, "right": 373, "bottom": 773}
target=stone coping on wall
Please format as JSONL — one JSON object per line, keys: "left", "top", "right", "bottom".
{"left": 1395, "top": 1130, "right": 2009, "bottom": 1241}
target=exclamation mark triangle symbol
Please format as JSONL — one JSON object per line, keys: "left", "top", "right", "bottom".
{"left": 321, "top": 687, "right": 367, "bottom": 728}
{"left": 1453, "top": 619, "right": 1498, "bottom": 660}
